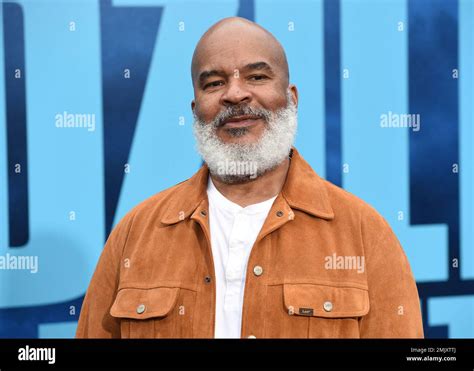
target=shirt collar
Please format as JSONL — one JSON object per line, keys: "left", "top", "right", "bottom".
{"left": 160, "top": 147, "right": 334, "bottom": 225}
{"left": 207, "top": 175, "right": 278, "bottom": 215}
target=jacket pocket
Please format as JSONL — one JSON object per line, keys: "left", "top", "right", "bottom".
{"left": 265, "top": 282, "right": 369, "bottom": 338}
{"left": 110, "top": 286, "right": 196, "bottom": 338}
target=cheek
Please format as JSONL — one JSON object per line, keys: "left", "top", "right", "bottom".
{"left": 254, "top": 89, "right": 288, "bottom": 112}
{"left": 195, "top": 96, "right": 221, "bottom": 122}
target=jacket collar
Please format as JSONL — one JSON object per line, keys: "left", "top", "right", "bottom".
{"left": 160, "top": 147, "right": 334, "bottom": 225}
{"left": 281, "top": 147, "right": 334, "bottom": 220}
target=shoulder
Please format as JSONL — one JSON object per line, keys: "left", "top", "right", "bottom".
{"left": 112, "top": 178, "right": 192, "bottom": 233}
{"left": 321, "top": 179, "right": 400, "bottom": 256}
{"left": 323, "top": 179, "right": 388, "bottom": 228}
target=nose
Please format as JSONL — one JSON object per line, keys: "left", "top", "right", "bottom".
{"left": 220, "top": 79, "right": 251, "bottom": 106}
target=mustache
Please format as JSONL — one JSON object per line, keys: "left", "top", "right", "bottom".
{"left": 211, "top": 105, "right": 272, "bottom": 128}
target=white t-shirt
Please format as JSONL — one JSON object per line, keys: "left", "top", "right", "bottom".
{"left": 206, "top": 176, "right": 277, "bottom": 338}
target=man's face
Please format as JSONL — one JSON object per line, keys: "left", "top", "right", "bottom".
{"left": 191, "top": 32, "right": 295, "bottom": 144}
{"left": 191, "top": 21, "right": 299, "bottom": 184}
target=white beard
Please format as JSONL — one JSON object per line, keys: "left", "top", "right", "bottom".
{"left": 193, "top": 89, "right": 298, "bottom": 184}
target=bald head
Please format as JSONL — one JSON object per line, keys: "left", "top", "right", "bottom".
{"left": 191, "top": 17, "right": 289, "bottom": 87}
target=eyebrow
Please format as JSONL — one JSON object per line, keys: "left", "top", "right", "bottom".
{"left": 198, "top": 69, "right": 225, "bottom": 85}
{"left": 242, "top": 61, "right": 274, "bottom": 73}
{"left": 198, "top": 61, "right": 274, "bottom": 87}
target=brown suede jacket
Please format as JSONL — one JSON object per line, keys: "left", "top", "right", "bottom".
{"left": 76, "top": 147, "right": 424, "bottom": 338}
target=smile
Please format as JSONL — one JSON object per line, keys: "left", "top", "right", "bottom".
{"left": 221, "top": 116, "right": 262, "bottom": 128}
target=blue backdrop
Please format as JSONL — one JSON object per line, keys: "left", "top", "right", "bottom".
{"left": 0, "top": 0, "right": 473, "bottom": 338}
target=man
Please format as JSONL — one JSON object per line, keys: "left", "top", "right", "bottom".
{"left": 76, "top": 17, "right": 423, "bottom": 338}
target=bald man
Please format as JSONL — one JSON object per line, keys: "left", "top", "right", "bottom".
{"left": 76, "top": 17, "right": 424, "bottom": 339}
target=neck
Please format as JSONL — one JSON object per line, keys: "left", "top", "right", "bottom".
{"left": 209, "top": 158, "right": 291, "bottom": 208}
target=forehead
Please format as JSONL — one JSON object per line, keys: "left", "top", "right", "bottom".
{"left": 193, "top": 29, "right": 284, "bottom": 79}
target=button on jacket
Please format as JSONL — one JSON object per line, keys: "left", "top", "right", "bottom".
{"left": 76, "top": 147, "right": 424, "bottom": 338}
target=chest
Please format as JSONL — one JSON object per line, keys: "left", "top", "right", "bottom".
{"left": 110, "top": 213, "right": 370, "bottom": 338}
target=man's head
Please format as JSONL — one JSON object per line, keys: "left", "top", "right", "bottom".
{"left": 191, "top": 17, "right": 298, "bottom": 184}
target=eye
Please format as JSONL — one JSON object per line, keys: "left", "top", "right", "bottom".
{"left": 204, "top": 80, "right": 224, "bottom": 89}
{"left": 249, "top": 75, "right": 268, "bottom": 81}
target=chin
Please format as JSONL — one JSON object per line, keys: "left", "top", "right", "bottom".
{"left": 213, "top": 173, "right": 259, "bottom": 185}
{"left": 223, "top": 138, "right": 259, "bottom": 146}
{"left": 218, "top": 132, "right": 262, "bottom": 144}
{"left": 218, "top": 126, "right": 265, "bottom": 144}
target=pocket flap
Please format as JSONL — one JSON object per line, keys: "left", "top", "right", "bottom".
{"left": 283, "top": 283, "right": 369, "bottom": 318}
{"left": 110, "top": 287, "right": 179, "bottom": 320}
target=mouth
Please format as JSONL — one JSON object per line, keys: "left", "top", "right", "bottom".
{"left": 221, "top": 115, "right": 263, "bottom": 128}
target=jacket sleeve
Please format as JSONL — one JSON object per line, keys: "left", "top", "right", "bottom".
{"left": 75, "top": 211, "right": 135, "bottom": 338}
{"left": 359, "top": 211, "right": 424, "bottom": 338}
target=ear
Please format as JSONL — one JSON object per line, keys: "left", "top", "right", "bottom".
{"left": 288, "top": 84, "right": 298, "bottom": 108}
{"left": 191, "top": 100, "right": 195, "bottom": 113}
